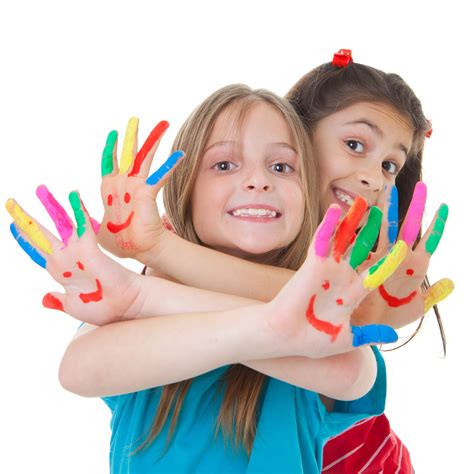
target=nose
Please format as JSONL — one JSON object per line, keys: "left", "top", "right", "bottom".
{"left": 357, "top": 164, "right": 383, "bottom": 193}
{"left": 242, "top": 165, "right": 272, "bottom": 192}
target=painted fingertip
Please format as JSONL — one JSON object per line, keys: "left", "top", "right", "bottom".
{"left": 351, "top": 324, "right": 398, "bottom": 347}
{"left": 146, "top": 150, "right": 185, "bottom": 186}
{"left": 387, "top": 185, "right": 399, "bottom": 245}
{"left": 101, "top": 130, "right": 118, "bottom": 177}
{"left": 10, "top": 223, "right": 47, "bottom": 268}
{"left": 42, "top": 293, "right": 65, "bottom": 312}
{"left": 425, "top": 203, "right": 449, "bottom": 255}
{"left": 401, "top": 182, "right": 427, "bottom": 246}
{"left": 314, "top": 205, "right": 342, "bottom": 258}
{"left": 119, "top": 117, "right": 139, "bottom": 175}
{"left": 423, "top": 278, "right": 454, "bottom": 313}
{"left": 68, "top": 191, "right": 87, "bottom": 237}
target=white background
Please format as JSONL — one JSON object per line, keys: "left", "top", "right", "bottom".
{"left": 0, "top": 1, "right": 471, "bottom": 472}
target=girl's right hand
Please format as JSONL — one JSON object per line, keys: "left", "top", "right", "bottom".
{"left": 6, "top": 186, "right": 145, "bottom": 325}
{"left": 98, "top": 117, "right": 184, "bottom": 260}
{"left": 268, "top": 199, "right": 407, "bottom": 359}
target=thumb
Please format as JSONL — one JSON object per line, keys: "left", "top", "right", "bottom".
{"left": 351, "top": 324, "right": 398, "bottom": 347}
{"left": 423, "top": 278, "right": 454, "bottom": 313}
{"left": 42, "top": 292, "right": 66, "bottom": 313}
{"left": 146, "top": 150, "right": 185, "bottom": 194}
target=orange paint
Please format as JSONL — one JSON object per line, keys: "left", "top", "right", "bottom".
{"left": 306, "top": 294, "right": 342, "bottom": 342}
{"left": 42, "top": 293, "right": 64, "bottom": 312}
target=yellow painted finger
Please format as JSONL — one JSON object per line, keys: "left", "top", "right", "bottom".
{"left": 119, "top": 116, "right": 139, "bottom": 174}
{"left": 6, "top": 199, "right": 53, "bottom": 255}
{"left": 424, "top": 278, "right": 454, "bottom": 313}
{"left": 363, "top": 240, "right": 408, "bottom": 290}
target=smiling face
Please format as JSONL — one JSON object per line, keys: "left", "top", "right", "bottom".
{"left": 313, "top": 101, "right": 414, "bottom": 213}
{"left": 191, "top": 101, "right": 305, "bottom": 259}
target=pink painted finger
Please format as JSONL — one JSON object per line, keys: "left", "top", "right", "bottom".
{"left": 36, "top": 185, "right": 74, "bottom": 244}
{"left": 401, "top": 182, "right": 427, "bottom": 246}
{"left": 314, "top": 205, "right": 342, "bottom": 258}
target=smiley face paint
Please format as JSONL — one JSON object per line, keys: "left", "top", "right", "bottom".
{"left": 314, "top": 205, "right": 342, "bottom": 258}
{"left": 107, "top": 211, "right": 135, "bottom": 233}
{"left": 101, "top": 130, "right": 118, "bottom": 177}
{"left": 425, "top": 204, "right": 449, "bottom": 255}
{"left": 9, "top": 223, "right": 47, "bottom": 268}
{"left": 378, "top": 285, "right": 417, "bottom": 307}
{"left": 406, "top": 268, "right": 414, "bottom": 276}
{"left": 42, "top": 293, "right": 65, "bottom": 312}
{"left": 6, "top": 199, "right": 53, "bottom": 255}
{"left": 119, "top": 117, "right": 139, "bottom": 175}
{"left": 322, "top": 280, "right": 330, "bottom": 290}
{"left": 146, "top": 150, "right": 185, "bottom": 186}
{"left": 423, "top": 278, "right": 454, "bottom": 313}
{"left": 128, "top": 121, "right": 169, "bottom": 177}
{"left": 351, "top": 324, "right": 398, "bottom": 347}
{"left": 363, "top": 240, "right": 408, "bottom": 290}
{"left": 333, "top": 197, "right": 368, "bottom": 262}
{"left": 387, "top": 185, "right": 399, "bottom": 245}
{"left": 305, "top": 294, "right": 342, "bottom": 342}
{"left": 79, "top": 279, "right": 103, "bottom": 303}
{"left": 401, "top": 182, "right": 427, "bottom": 246}
{"left": 106, "top": 192, "right": 135, "bottom": 234}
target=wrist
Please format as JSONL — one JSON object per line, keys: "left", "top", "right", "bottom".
{"left": 135, "top": 227, "right": 170, "bottom": 268}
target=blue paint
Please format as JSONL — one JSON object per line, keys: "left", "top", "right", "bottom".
{"left": 10, "top": 223, "right": 47, "bottom": 268}
{"left": 146, "top": 150, "right": 184, "bottom": 186}
{"left": 351, "top": 324, "right": 398, "bottom": 347}
{"left": 387, "top": 185, "right": 399, "bottom": 245}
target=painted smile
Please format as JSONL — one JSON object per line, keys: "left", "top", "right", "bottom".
{"left": 79, "top": 279, "right": 103, "bottom": 303}
{"left": 107, "top": 212, "right": 135, "bottom": 233}
{"left": 378, "top": 285, "right": 417, "bottom": 307}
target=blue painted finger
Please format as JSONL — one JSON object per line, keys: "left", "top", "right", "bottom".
{"left": 387, "top": 185, "right": 399, "bottom": 245}
{"left": 10, "top": 223, "right": 47, "bottom": 268}
{"left": 146, "top": 150, "right": 184, "bottom": 186}
{"left": 351, "top": 324, "right": 398, "bottom": 347}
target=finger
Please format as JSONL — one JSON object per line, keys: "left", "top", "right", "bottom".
{"left": 146, "top": 150, "right": 185, "bottom": 187}
{"left": 419, "top": 203, "right": 449, "bottom": 255}
{"left": 423, "top": 278, "right": 454, "bottom": 313}
{"left": 10, "top": 223, "right": 47, "bottom": 268}
{"left": 36, "top": 185, "right": 75, "bottom": 244}
{"left": 6, "top": 198, "right": 54, "bottom": 255}
{"left": 42, "top": 292, "right": 66, "bottom": 313}
{"left": 68, "top": 191, "right": 93, "bottom": 238}
{"left": 119, "top": 117, "right": 139, "bottom": 175}
{"left": 333, "top": 197, "right": 368, "bottom": 262}
{"left": 129, "top": 121, "right": 169, "bottom": 178}
{"left": 400, "top": 182, "right": 427, "bottom": 247}
{"left": 351, "top": 324, "right": 398, "bottom": 347}
{"left": 362, "top": 240, "right": 408, "bottom": 290}
{"left": 89, "top": 216, "right": 101, "bottom": 235}
{"left": 349, "top": 206, "right": 383, "bottom": 269}
{"left": 101, "top": 130, "right": 118, "bottom": 177}
{"left": 313, "top": 205, "right": 342, "bottom": 258}
{"left": 387, "top": 185, "right": 399, "bottom": 246}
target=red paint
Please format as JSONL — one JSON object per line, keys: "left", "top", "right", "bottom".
{"left": 42, "top": 293, "right": 64, "bottom": 312}
{"left": 124, "top": 192, "right": 131, "bottom": 203}
{"left": 378, "top": 285, "right": 417, "bottom": 307}
{"left": 322, "top": 280, "right": 330, "bottom": 290}
{"left": 63, "top": 271, "right": 72, "bottom": 278}
{"left": 128, "top": 121, "right": 169, "bottom": 177}
{"left": 336, "top": 298, "right": 343, "bottom": 305}
{"left": 306, "top": 294, "right": 343, "bottom": 342}
{"left": 76, "top": 261, "right": 84, "bottom": 270}
{"left": 406, "top": 268, "right": 414, "bottom": 276}
{"left": 107, "top": 194, "right": 113, "bottom": 206}
{"left": 366, "top": 253, "right": 372, "bottom": 261}
{"left": 107, "top": 211, "right": 135, "bottom": 233}
{"left": 79, "top": 279, "right": 103, "bottom": 303}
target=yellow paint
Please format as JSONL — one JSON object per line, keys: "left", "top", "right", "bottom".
{"left": 119, "top": 116, "right": 139, "bottom": 174}
{"left": 363, "top": 240, "right": 408, "bottom": 290}
{"left": 6, "top": 199, "right": 53, "bottom": 255}
{"left": 423, "top": 278, "right": 454, "bottom": 313}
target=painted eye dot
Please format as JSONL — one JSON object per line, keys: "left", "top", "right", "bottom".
{"left": 322, "top": 280, "right": 330, "bottom": 290}
{"left": 124, "top": 192, "right": 131, "bottom": 203}
{"left": 63, "top": 271, "right": 72, "bottom": 278}
{"left": 406, "top": 268, "right": 414, "bottom": 276}
{"left": 336, "top": 298, "right": 344, "bottom": 306}
{"left": 107, "top": 194, "right": 113, "bottom": 206}
{"left": 76, "top": 261, "right": 84, "bottom": 271}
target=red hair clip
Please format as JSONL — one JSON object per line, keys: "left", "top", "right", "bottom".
{"left": 425, "top": 120, "right": 433, "bottom": 138}
{"left": 332, "top": 49, "right": 353, "bottom": 68}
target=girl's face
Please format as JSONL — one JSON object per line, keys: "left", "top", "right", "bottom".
{"left": 191, "top": 101, "right": 305, "bottom": 259}
{"left": 313, "top": 101, "right": 414, "bottom": 213}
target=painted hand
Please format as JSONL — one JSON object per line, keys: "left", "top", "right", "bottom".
{"left": 269, "top": 198, "right": 407, "bottom": 359}
{"left": 98, "top": 117, "right": 184, "bottom": 259}
{"left": 6, "top": 186, "right": 143, "bottom": 325}
{"left": 352, "top": 182, "right": 454, "bottom": 329}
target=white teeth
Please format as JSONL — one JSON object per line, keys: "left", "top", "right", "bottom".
{"left": 231, "top": 208, "right": 278, "bottom": 218}
{"left": 334, "top": 189, "right": 355, "bottom": 205}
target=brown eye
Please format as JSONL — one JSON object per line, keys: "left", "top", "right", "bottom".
{"left": 107, "top": 194, "right": 113, "bottom": 206}
{"left": 124, "top": 192, "right": 131, "bottom": 203}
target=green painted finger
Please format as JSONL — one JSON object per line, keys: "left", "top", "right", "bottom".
{"left": 101, "top": 130, "right": 118, "bottom": 177}
{"left": 68, "top": 191, "right": 87, "bottom": 237}
{"left": 350, "top": 206, "right": 383, "bottom": 269}
{"left": 425, "top": 204, "right": 449, "bottom": 255}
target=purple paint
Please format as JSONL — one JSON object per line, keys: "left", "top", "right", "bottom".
{"left": 401, "top": 182, "right": 427, "bottom": 246}
{"left": 314, "top": 205, "right": 342, "bottom": 258}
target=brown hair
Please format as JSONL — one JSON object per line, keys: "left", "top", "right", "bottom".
{"left": 134, "top": 84, "right": 319, "bottom": 457}
{"left": 286, "top": 60, "right": 445, "bottom": 352}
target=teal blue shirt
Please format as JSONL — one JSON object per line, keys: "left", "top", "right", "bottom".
{"left": 102, "top": 348, "right": 385, "bottom": 473}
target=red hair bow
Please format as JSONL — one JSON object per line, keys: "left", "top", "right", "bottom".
{"left": 332, "top": 49, "right": 353, "bottom": 68}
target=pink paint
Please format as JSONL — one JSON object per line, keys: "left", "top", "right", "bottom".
{"left": 36, "top": 184, "right": 74, "bottom": 244}
{"left": 79, "top": 279, "right": 103, "bottom": 303}
{"left": 306, "top": 294, "right": 342, "bottom": 342}
{"left": 314, "top": 206, "right": 342, "bottom": 258}
{"left": 401, "top": 182, "right": 427, "bottom": 246}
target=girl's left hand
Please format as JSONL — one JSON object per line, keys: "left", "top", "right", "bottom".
{"left": 352, "top": 182, "right": 454, "bottom": 329}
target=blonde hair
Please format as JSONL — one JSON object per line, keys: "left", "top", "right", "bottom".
{"left": 135, "top": 84, "right": 319, "bottom": 457}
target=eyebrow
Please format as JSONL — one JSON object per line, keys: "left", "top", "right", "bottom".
{"left": 204, "top": 140, "right": 297, "bottom": 154}
{"left": 344, "top": 119, "right": 409, "bottom": 158}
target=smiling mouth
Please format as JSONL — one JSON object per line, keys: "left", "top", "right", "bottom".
{"left": 332, "top": 188, "right": 355, "bottom": 206}
{"left": 107, "top": 212, "right": 135, "bottom": 233}
{"left": 79, "top": 279, "right": 103, "bottom": 303}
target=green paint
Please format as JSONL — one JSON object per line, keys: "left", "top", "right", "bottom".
{"left": 425, "top": 204, "right": 449, "bottom": 255}
{"left": 368, "top": 255, "right": 386, "bottom": 275}
{"left": 350, "top": 207, "right": 383, "bottom": 269}
{"left": 101, "top": 130, "right": 117, "bottom": 177}
{"left": 69, "top": 191, "right": 86, "bottom": 237}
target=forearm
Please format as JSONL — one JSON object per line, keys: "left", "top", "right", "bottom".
{"left": 136, "top": 230, "right": 293, "bottom": 301}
